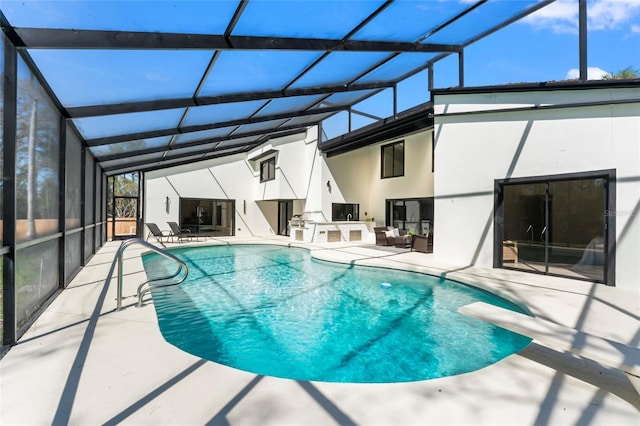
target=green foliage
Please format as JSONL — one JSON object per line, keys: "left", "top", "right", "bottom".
{"left": 602, "top": 66, "right": 639, "bottom": 80}
{"left": 108, "top": 173, "right": 140, "bottom": 219}
{"left": 112, "top": 172, "right": 139, "bottom": 197}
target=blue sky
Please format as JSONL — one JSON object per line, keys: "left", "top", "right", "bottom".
{"left": 2, "top": 0, "right": 639, "bottom": 141}
{"left": 442, "top": 0, "right": 640, "bottom": 87}
{"left": 4, "top": 0, "right": 638, "bottom": 88}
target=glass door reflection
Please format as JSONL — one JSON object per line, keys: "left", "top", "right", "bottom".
{"left": 180, "top": 198, "right": 235, "bottom": 237}
{"left": 502, "top": 183, "right": 547, "bottom": 274}
{"left": 547, "top": 179, "right": 605, "bottom": 282}
{"left": 500, "top": 177, "right": 606, "bottom": 282}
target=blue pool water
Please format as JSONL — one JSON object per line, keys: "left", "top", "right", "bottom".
{"left": 142, "top": 245, "right": 531, "bottom": 383}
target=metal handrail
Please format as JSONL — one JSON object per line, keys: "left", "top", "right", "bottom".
{"left": 107, "top": 238, "right": 189, "bottom": 310}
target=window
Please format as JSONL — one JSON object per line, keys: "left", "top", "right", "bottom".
{"left": 381, "top": 140, "right": 404, "bottom": 178}
{"left": 260, "top": 157, "right": 276, "bottom": 182}
{"left": 332, "top": 203, "right": 359, "bottom": 221}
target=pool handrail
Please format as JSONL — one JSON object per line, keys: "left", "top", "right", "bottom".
{"left": 107, "top": 238, "right": 189, "bottom": 310}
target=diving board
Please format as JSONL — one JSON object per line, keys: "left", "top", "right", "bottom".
{"left": 458, "top": 302, "right": 640, "bottom": 395}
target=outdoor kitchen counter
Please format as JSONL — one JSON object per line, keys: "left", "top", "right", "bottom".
{"left": 289, "top": 221, "right": 376, "bottom": 244}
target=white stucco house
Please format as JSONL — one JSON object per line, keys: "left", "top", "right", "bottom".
{"left": 145, "top": 81, "right": 639, "bottom": 290}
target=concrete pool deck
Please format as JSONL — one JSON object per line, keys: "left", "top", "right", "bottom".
{"left": 1, "top": 236, "right": 639, "bottom": 425}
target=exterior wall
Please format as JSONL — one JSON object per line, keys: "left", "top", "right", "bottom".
{"left": 145, "top": 130, "right": 320, "bottom": 237}
{"left": 325, "top": 130, "right": 434, "bottom": 224}
{"left": 322, "top": 147, "right": 371, "bottom": 221}
{"left": 251, "top": 132, "right": 316, "bottom": 201}
{"left": 145, "top": 126, "right": 434, "bottom": 238}
{"left": 255, "top": 201, "right": 278, "bottom": 234}
{"left": 368, "top": 131, "right": 434, "bottom": 218}
{"left": 433, "top": 86, "right": 640, "bottom": 290}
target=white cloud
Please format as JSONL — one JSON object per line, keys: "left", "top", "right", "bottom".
{"left": 528, "top": 0, "right": 577, "bottom": 22}
{"left": 565, "top": 66, "right": 609, "bottom": 80}
{"left": 523, "top": 0, "right": 640, "bottom": 34}
{"left": 145, "top": 73, "right": 169, "bottom": 82}
{"left": 523, "top": 0, "right": 578, "bottom": 33}
{"left": 589, "top": 0, "right": 640, "bottom": 30}
{"left": 632, "top": 24, "right": 640, "bottom": 33}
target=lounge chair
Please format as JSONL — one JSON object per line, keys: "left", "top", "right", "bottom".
{"left": 167, "top": 221, "right": 192, "bottom": 242}
{"left": 146, "top": 223, "right": 172, "bottom": 243}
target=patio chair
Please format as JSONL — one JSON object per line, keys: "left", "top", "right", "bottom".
{"left": 146, "top": 223, "right": 172, "bottom": 243}
{"left": 411, "top": 232, "right": 434, "bottom": 253}
{"left": 167, "top": 221, "right": 192, "bottom": 242}
{"left": 374, "top": 226, "right": 408, "bottom": 246}
{"left": 374, "top": 227, "right": 390, "bottom": 245}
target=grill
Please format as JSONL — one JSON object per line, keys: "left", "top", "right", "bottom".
{"left": 290, "top": 215, "right": 305, "bottom": 227}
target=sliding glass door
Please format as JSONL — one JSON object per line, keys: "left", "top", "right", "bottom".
{"left": 502, "top": 183, "right": 547, "bottom": 273}
{"left": 386, "top": 198, "right": 434, "bottom": 236}
{"left": 180, "top": 198, "right": 235, "bottom": 237}
{"left": 496, "top": 171, "right": 614, "bottom": 284}
{"left": 278, "top": 200, "right": 293, "bottom": 236}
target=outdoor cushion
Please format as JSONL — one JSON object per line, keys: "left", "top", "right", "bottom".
{"left": 385, "top": 230, "right": 395, "bottom": 239}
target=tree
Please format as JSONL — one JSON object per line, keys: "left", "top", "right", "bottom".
{"left": 26, "top": 99, "right": 38, "bottom": 239}
{"left": 107, "top": 172, "right": 139, "bottom": 219}
{"left": 602, "top": 66, "right": 639, "bottom": 80}
{"left": 15, "top": 72, "right": 60, "bottom": 240}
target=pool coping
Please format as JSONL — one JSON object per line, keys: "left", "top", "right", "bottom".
{"left": 2, "top": 236, "right": 639, "bottom": 425}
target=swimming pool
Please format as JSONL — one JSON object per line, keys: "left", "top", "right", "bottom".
{"left": 142, "top": 244, "right": 531, "bottom": 383}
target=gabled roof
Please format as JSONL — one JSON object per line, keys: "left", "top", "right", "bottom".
{"left": 1, "top": 0, "right": 555, "bottom": 175}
